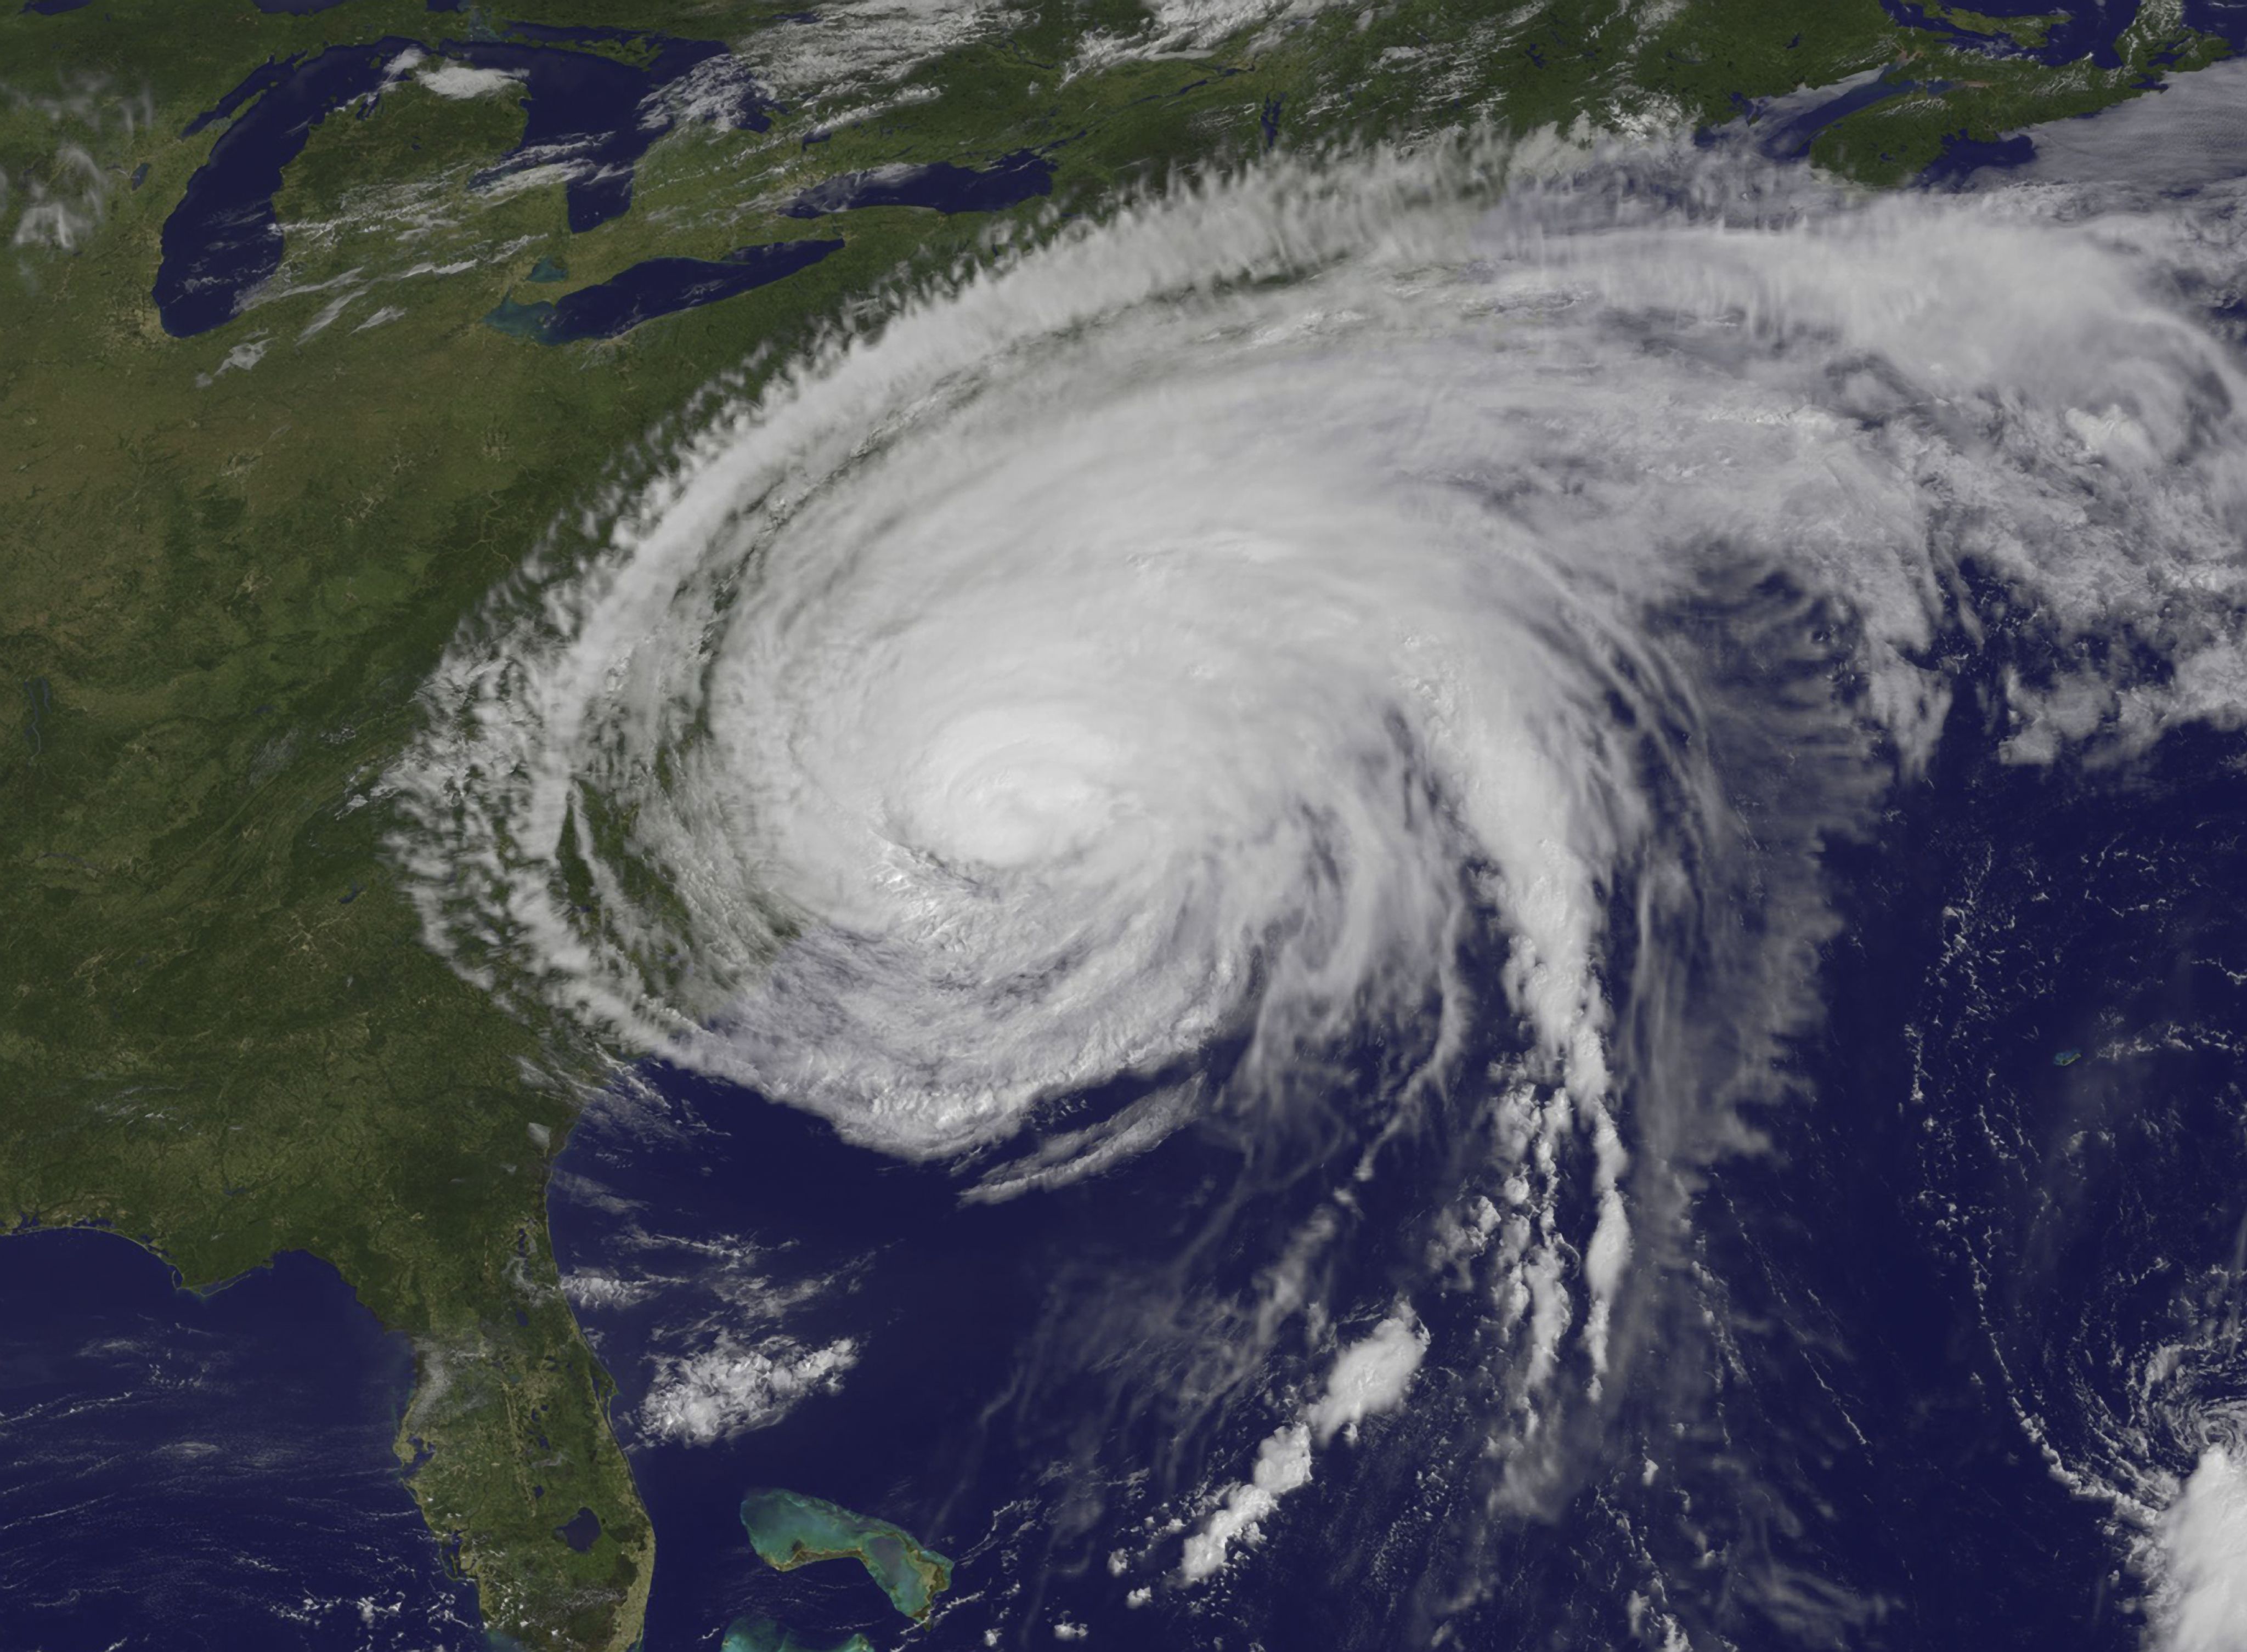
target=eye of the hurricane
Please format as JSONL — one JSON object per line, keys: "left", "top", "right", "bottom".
{"left": 389, "top": 131, "right": 2247, "bottom": 1648}
{"left": 399, "top": 230, "right": 1625, "bottom": 1173}
{"left": 399, "top": 136, "right": 2245, "bottom": 1198}
{"left": 901, "top": 709, "right": 1134, "bottom": 872}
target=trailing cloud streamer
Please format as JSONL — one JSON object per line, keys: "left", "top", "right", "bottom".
{"left": 391, "top": 137, "right": 2247, "bottom": 1622}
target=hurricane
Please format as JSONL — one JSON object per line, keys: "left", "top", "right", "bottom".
{"left": 391, "top": 129, "right": 2247, "bottom": 1650}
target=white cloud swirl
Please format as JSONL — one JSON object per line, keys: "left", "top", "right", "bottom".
{"left": 399, "top": 142, "right": 2238, "bottom": 1104}
{"left": 390, "top": 137, "right": 2247, "bottom": 1517}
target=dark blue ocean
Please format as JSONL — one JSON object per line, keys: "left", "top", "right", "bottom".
{"left": 10, "top": 0, "right": 2247, "bottom": 1642}
{"left": 543, "top": 674, "right": 2247, "bottom": 1650}
{"left": 6, "top": 611, "right": 2241, "bottom": 1652}
{"left": 0, "top": 1230, "right": 481, "bottom": 1650}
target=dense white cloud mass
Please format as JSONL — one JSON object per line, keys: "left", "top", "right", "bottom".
{"left": 1309, "top": 1309, "right": 1427, "bottom": 1445}
{"left": 2012, "top": 56, "right": 2247, "bottom": 191}
{"left": 415, "top": 64, "right": 526, "bottom": 101}
{"left": 2159, "top": 1445, "right": 2247, "bottom": 1652}
{"left": 395, "top": 135, "right": 2246, "bottom": 1148}
{"left": 393, "top": 132, "right": 2247, "bottom": 1626}
{"left": 640, "top": 1334, "right": 859, "bottom": 1444}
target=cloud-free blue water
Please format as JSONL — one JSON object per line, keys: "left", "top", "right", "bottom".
{"left": 487, "top": 239, "right": 845, "bottom": 344}
{"left": 1647, "top": 705, "right": 2247, "bottom": 1649}
{"left": 0, "top": 1229, "right": 478, "bottom": 1651}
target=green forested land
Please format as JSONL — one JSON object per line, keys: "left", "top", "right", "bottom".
{"left": 0, "top": 0, "right": 2227, "bottom": 1647}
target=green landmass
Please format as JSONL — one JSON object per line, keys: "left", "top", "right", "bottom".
{"left": 723, "top": 1613, "right": 876, "bottom": 1652}
{"left": 741, "top": 1487, "right": 955, "bottom": 1621}
{"left": 0, "top": 0, "right": 2232, "bottom": 1647}
{"left": 1929, "top": 5, "right": 2062, "bottom": 48}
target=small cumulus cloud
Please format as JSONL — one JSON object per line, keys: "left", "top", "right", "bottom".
{"left": 641, "top": 1334, "right": 859, "bottom": 1445}
{"left": 417, "top": 64, "right": 527, "bottom": 101}
{"left": 1180, "top": 1305, "right": 1429, "bottom": 1583}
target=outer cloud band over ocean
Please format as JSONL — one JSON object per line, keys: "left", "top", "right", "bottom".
{"left": 390, "top": 105, "right": 2247, "bottom": 1645}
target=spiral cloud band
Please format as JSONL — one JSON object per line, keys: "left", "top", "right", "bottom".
{"left": 397, "top": 138, "right": 2243, "bottom": 1119}
{"left": 392, "top": 133, "right": 2247, "bottom": 1634}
